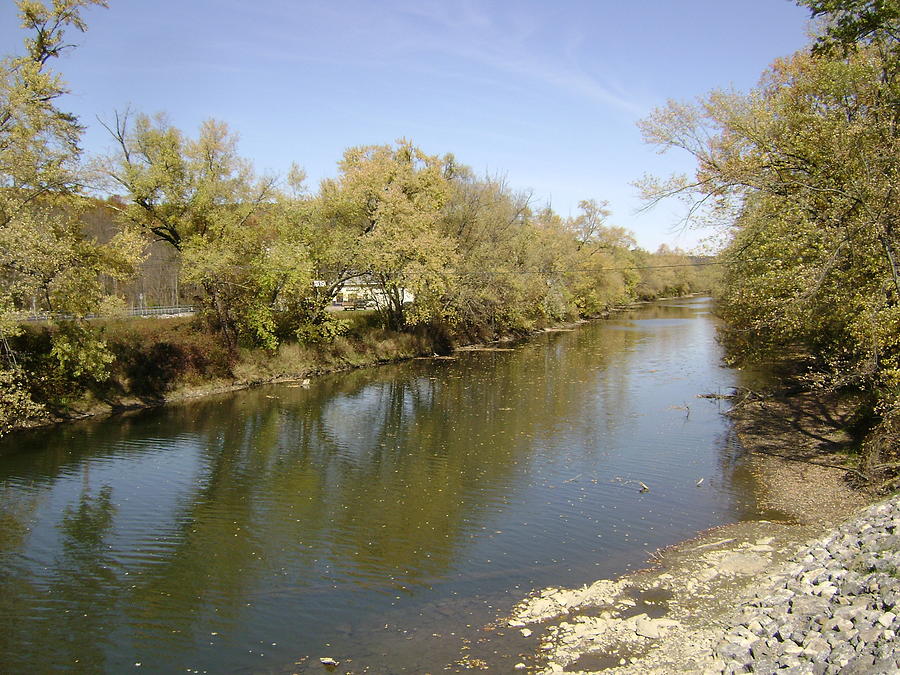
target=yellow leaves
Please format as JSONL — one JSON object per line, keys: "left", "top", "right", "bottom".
{"left": 101, "top": 225, "right": 145, "bottom": 280}
{"left": 637, "top": 98, "right": 706, "bottom": 156}
{"left": 49, "top": 320, "right": 114, "bottom": 379}
{"left": 322, "top": 139, "right": 459, "bottom": 327}
{"left": 640, "top": 27, "right": 900, "bottom": 385}
{"left": 0, "top": 294, "right": 25, "bottom": 340}
{"left": 0, "top": 366, "right": 45, "bottom": 436}
{"left": 105, "top": 113, "right": 277, "bottom": 251}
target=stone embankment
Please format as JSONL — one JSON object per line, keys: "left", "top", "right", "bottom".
{"left": 716, "top": 496, "right": 900, "bottom": 674}
{"left": 505, "top": 495, "right": 900, "bottom": 674}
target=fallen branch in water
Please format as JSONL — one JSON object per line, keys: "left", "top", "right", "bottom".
{"left": 612, "top": 477, "right": 652, "bottom": 492}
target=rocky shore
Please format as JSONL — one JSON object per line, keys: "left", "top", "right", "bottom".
{"left": 716, "top": 496, "right": 900, "bottom": 674}
{"left": 501, "top": 495, "right": 898, "bottom": 674}
{"left": 491, "top": 390, "right": 897, "bottom": 674}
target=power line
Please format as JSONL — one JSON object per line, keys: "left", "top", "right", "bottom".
{"left": 573, "top": 258, "right": 777, "bottom": 272}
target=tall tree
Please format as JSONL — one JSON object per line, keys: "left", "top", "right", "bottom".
{"left": 100, "top": 113, "right": 308, "bottom": 349}
{"left": 639, "top": 4, "right": 900, "bottom": 476}
{"left": 101, "top": 113, "right": 278, "bottom": 252}
{"left": 318, "top": 139, "right": 457, "bottom": 330}
{"left": 0, "top": 0, "right": 142, "bottom": 433}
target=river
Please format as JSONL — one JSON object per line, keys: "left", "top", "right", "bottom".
{"left": 0, "top": 297, "right": 777, "bottom": 673}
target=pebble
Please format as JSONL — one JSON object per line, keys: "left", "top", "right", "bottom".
{"left": 716, "top": 496, "right": 900, "bottom": 673}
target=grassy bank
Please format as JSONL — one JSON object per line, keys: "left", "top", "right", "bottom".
{"left": 4, "top": 293, "right": 712, "bottom": 435}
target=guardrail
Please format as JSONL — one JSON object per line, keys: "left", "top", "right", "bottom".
{"left": 18, "top": 306, "right": 196, "bottom": 322}
{"left": 127, "top": 305, "right": 195, "bottom": 317}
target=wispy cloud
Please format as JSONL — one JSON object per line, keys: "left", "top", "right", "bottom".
{"left": 219, "top": 0, "right": 648, "bottom": 116}
{"left": 390, "top": 0, "right": 648, "bottom": 115}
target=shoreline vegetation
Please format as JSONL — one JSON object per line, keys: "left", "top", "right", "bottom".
{"left": 637, "top": 0, "right": 900, "bottom": 493}
{"left": 2, "top": 297, "right": 674, "bottom": 435}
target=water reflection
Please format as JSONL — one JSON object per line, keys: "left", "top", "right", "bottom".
{"left": 0, "top": 298, "right": 771, "bottom": 672}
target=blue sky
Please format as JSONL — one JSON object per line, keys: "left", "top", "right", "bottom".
{"left": 1, "top": 0, "right": 813, "bottom": 250}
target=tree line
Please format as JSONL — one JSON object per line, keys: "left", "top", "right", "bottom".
{"left": 640, "top": 0, "right": 900, "bottom": 483}
{"left": 0, "top": 0, "right": 712, "bottom": 434}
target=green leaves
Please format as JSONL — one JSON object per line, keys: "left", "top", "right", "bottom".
{"left": 102, "top": 113, "right": 275, "bottom": 251}
{"left": 0, "top": 1, "right": 146, "bottom": 433}
{"left": 319, "top": 140, "right": 458, "bottom": 330}
{"left": 797, "top": 0, "right": 900, "bottom": 54}
{"left": 0, "top": 366, "right": 45, "bottom": 435}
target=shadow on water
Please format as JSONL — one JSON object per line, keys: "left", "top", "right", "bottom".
{"left": 0, "top": 297, "right": 778, "bottom": 672}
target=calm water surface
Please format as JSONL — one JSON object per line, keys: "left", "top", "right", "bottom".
{"left": 0, "top": 298, "right": 776, "bottom": 672}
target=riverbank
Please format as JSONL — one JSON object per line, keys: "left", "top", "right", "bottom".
{"left": 491, "top": 387, "right": 884, "bottom": 674}
{"left": 9, "top": 293, "right": 706, "bottom": 436}
{"left": 5, "top": 309, "right": 600, "bottom": 436}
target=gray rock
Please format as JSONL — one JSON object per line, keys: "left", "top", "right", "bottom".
{"left": 824, "top": 617, "right": 854, "bottom": 633}
{"left": 671, "top": 498, "right": 900, "bottom": 672}
{"left": 841, "top": 653, "right": 876, "bottom": 674}
{"left": 870, "top": 657, "right": 899, "bottom": 674}
{"left": 748, "top": 619, "right": 766, "bottom": 636}
{"left": 876, "top": 611, "right": 896, "bottom": 628}
{"left": 717, "top": 638, "right": 751, "bottom": 661}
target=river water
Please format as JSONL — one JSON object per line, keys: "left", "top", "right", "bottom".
{"left": 0, "top": 297, "right": 776, "bottom": 673}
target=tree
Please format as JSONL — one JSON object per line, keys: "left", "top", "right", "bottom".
{"left": 101, "top": 113, "right": 307, "bottom": 349}
{"left": 318, "top": 139, "right": 457, "bottom": 330}
{"left": 570, "top": 199, "right": 612, "bottom": 251}
{"left": 633, "top": 245, "right": 708, "bottom": 300}
{"left": 638, "top": 7, "right": 900, "bottom": 476}
{"left": 564, "top": 200, "right": 640, "bottom": 313}
{"left": 101, "top": 113, "right": 279, "bottom": 252}
{"left": 440, "top": 171, "right": 571, "bottom": 334}
{"left": 798, "top": 0, "right": 900, "bottom": 53}
{"left": 1, "top": 0, "right": 142, "bottom": 433}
